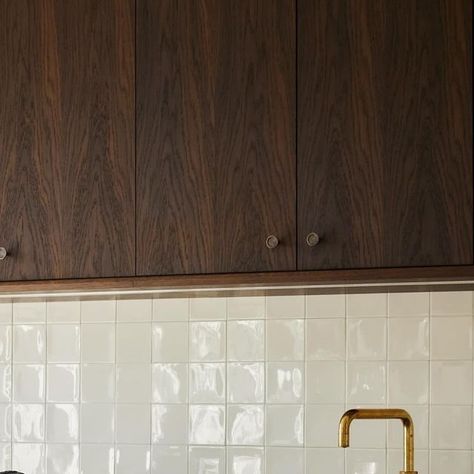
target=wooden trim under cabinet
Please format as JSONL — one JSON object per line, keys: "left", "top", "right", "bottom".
{"left": 1, "top": 266, "right": 474, "bottom": 296}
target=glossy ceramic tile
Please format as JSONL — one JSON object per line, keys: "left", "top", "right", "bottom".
{"left": 306, "top": 361, "right": 345, "bottom": 405}
{"left": 227, "top": 320, "right": 264, "bottom": 361}
{"left": 227, "top": 447, "right": 264, "bottom": 474}
{"left": 152, "top": 446, "right": 187, "bottom": 474}
{"left": 305, "top": 448, "right": 344, "bottom": 474}
{"left": 115, "top": 445, "right": 151, "bottom": 474}
{"left": 388, "top": 449, "right": 429, "bottom": 474}
{"left": 152, "top": 363, "right": 188, "bottom": 403}
{"left": 81, "top": 323, "right": 115, "bottom": 363}
{"left": 116, "top": 364, "right": 151, "bottom": 403}
{"left": 80, "top": 298, "right": 116, "bottom": 322}
{"left": 0, "top": 443, "right": 11, "bottom": 470}
{"left": 266, "top": 319, "right": 304, "bottom": 361}
{"left": 430, "top": 450, "right": 473, "bottom": 474}
{"left": 117, "top": 297, "right": 152, "bottom": 322}
{"left": 266, "top": 362, "right": 304, "bottom": 403}
{"left": 430, "top": 405, "right": 472, "bottom": 450}
{"left": 266, "top": 295, "right": 304, "bottom": 319}
{"left": 265, "top": 447, "right": 304, "bottom": 474}
{"left": 306, "top": 319, "right": 345, "bottom": 360}
{"left": 80, "top": 404, "right": 114, "bottom": 443}
{"left": 0, "top": 324, "right": 11, "bottom": 362}
{"left": 153, "top": 297, "right": 189, "bottom": 321}
{"left": 116, "top": 404, "right": 151, "bottom": 444}
{"left": 190, "top": 297, "right": 227, "bottom": 320}
{"left": 152, "top": 322, "right": 188, "bottom": 362}
{"left": 430, "top": 291, "right": 473, "bottom": 315}
{"left": 47, "top": 364, "right": 79, "bottom": 402}
{"left": 116, "top": 323, "right": 152, "bottom": 363}
{"left": 190, "top": 363, "right": 225, "bottom": 403}
{"left": 347, "top": 318, "right": 386, "bottom": 360}
{"left": 12, "top": 404, "right": 45, "bottom": 442}
{"left": 189, "top": 405, "right": 225, "bottom": 445}
{"left": 12, "top": 443, "right": 46, "bottom": 474}
{"left": 0, "top": 404, "right": 11, "bottom": 441}
{"left": 152, "top": 404, "right": 187, "bottom": 445}
{"left": 305, "top": 404, "right": 344, "bottom": 447}
{"left": 13, "top": 300, "right": 46, "bottom": 323}
{"left": 347, "top": 293, "right": 387, "bottom": 317}
{"left": 265, "top": 405, "right": 304, "bottom": 446}
{"left": 430, "top": 316, "right": 473, "bottom": 360}
{"left": 388, "top": 361, "right": 429, "bottom": 405}
{"left": 346, "top": 448, "right": 386, "bottom": 474}
{"left": 46, "top": 299, "right": 81, "bottom": 323}
{"left": 387, "top": 405, "right": 429, "bottom": 449}
{"left": 306, "top": 293, "right": 345, "bottom": 318}
{"left": 430, "top": 361, "right": 473, "bottom": 405}
{"left": 227, "top": 405, "right": 264, "bottom": 445}
{"left": 347, "top": 361, "right": 387, "bottom": 404}
{"left": 227, "top": 296, "right": 265, "bottom": 319}
{"left": 47, "top": 324, "right": 80, "bottom": 363}
{"left": 46, "top": 403, "right": 79, "bottom": 443}
{"left": 189, "top": 446, "right": 225, "bottom": 474}
{"left": 0, "top": 300, "right": 12, "bottom": 323}
{"left": 13, "top": 364, "right": 45, "bottom": 402}
{"left": 388, "top": 292, "right": 429, "bottom": 317}
{"left": 80, "top": 444, "right": 114, "bottom": 474}
{"left": 227, "top": 362, "right": 264, "bottom": 403}
{"left": 0, "top": 365, "right": 11, "bottom": 402}
{"left": 13, "top": 325, "right": 45, "bottom": 363}
{"left": 81, "top": 364, "right": 115, "bottom": 402}
{"left": 46, "top": 444, "right": 79, "bottom": 474}
{"left": 189, "top": 321, "right": 226, "bottom": 362}
{"left": 388, "top": 317, "right": 429, "bottom": 360}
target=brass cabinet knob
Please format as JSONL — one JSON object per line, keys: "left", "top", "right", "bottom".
{"left": 0, "top": 247, "right": 7, "bottom": 260}
{"left": 265, "top": 235, "right": 279, "bottom": 249}
{"left": 306, "top": 232, "right": 320, "bottom": 247}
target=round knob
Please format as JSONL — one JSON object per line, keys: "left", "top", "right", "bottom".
{"left": 0, "top": 247, "right": 7, "bottom": 260}
{"left": 306, "top": 232, "right": 320, "bottom": 247}
{"left": 265, "top": 235, "right": 279, "bottom": 249}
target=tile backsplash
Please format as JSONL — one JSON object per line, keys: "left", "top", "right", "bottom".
{"left": 0, "top": 290, "right": 472, "bottom": 473}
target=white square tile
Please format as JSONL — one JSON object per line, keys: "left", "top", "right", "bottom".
{"left": 348, "top": 318, "right": 386, "bottom": 360}
{"left": 347, "top": 362, "right": 386, "bottom": 404}
{"left": 47, "top": 364, "right": 79, "bottom": 403}
{"left": 80, "top": 444, "right": 114, "bottom": 474}
{"left": 430, "top": 451, "right": 473, "bottom": 474}
{"left": 388, "top": 292, "right": 429, "bottom": 317}
{"left": 227, "top": 320, "right": 264, "bottom": 361}
{"left": 46, "top": 299, "right": 80, "bottom": 323}
{"left": 0, "top": 300, "right": 12, "bottom": 323}
{"left": 0, "top": 443, "right": 11, "bottom": 470}
{"left": 152, "top": 446, "right": 187, "bottom": 474}
{"left": 12, "top": 404, "right": 45, "bottom": 442}
{"left": 388, "top": 318, "right": 429, "bottom": 360}
{"left": 152, "top": 363, "right": 188, "bottom": 404}
{"left": 227, "top": 405, "right": 264, "bottom": 445}
{"left": 227, "top": 363, "right": 264, "bottom": 403}
{"left": 266, "top": 362, "right": 304, "bottom": 403}
{"left": 306, "top": 294, "right": 345, "bottom": 318}
{"left": 12, "top": 443, "right": 46, "bottom": 474}
{"left": 387, "top": 406, "right": 429, "bottom": 450}
{"left": 388, "top": 449, "right": 429, "bottom": 474}
{"left": 227, "top": 296, "right": 265, "bottom": 319}
{"left": 47, "top": 324, "right": 80, "bottom": 363}
{"left": 189, "top": 321, "right": 225, "bottom": 362}
{"left": 431, "top": 361, "right": 473, "bottom": 405}
{"left": 431, "top": 317, "right": 472, "bottom": 360}
{"left": 306, "top": 319, "right": 345, "bottom": 360}
{"left": 189, "top": 447, "right": 225, "bottom": 474}
{"left": 346, "top": 449, "right": 386, "bottom": 474}
{"left": 80, "top": 404, "right": 114, "bottom": 443}
{"left": 347, "top": 293, "right": 387, "bottom": 317}
{"left": 116, "top": 364, "right": 151, "bottom": 403}
{"left": 13, "top": 325, "right": 45, "bottom": 363}
{"left": 388, "top": 362, "right": 429, "bottom": 405}
{"left": 117, "top": 298, "right": 152, "bottom": 322}
{"left": 227, "top": 447, "right": 264, "bottom": 474}
{"left": 151, "top": 404, "right": 188, "bottom": 445}
{"left": 190, "top": 297, "right": 227, "bottom": 320}
{"left": 189, "top": 405, "right": 225, "bottom": 445}
{"left": 0, "top": 365, "right": 11, "bottom": 402}
{"left": 266, "top": 448, "right": 304, "bottom": 474}
{"left": 80, "top": 298, "right": 116, "bottom": 322}
{"left": 116, "top": 404, "right": 151, "bottom": 444}
{"left": 152, "top": 322, "right": 188, "bottom": 363}
{"left": 46, "top": 444, "right": 79, "bottom": 474}
{"left": 115, "top": 445, "right": 150, "bottom": 474}
{"left": 116, "top": 323, "right": 151, "bottom": 363}
{"left": 266, "top": 320, "right": 304, "bottom": 361}
{"left": 0, "top": 404, "right": 11, "bottom": 441}
{"left": 190, "top": 363, "right": 225, "bottom": 404}
{"left": 0, "top": 325, "right": 12, "bottom": 362}
{"left": 46, "top": 403, "right": 79, "bottom": 443}
{"left": 306, "top": 405, "right": 343, "bottom": 447}
{"left": 266, "top": 295, "right": 305, "bottom": 319}
{"left": 13, "top": 365, "right": 44, "bottom": 402}
{"left": 306, "top": 448, "right": 344, "bottom": 474}
{"left": 13, "top": 300, "right": 46, "bottom": 323}
{"left": 431, "top": 291, "right": 473, "bottom": 316}
{"left": 81, "top": 323, "right": 115, "bottom": 363}
{"left": 153, "top": 298, "right": 189, "bottom": 321}
{"left": 81, "top": 364, "right": 115, "bottom": 403}
{"left": 266, "top": 405, "right": 304, "bottom": 446}
{"left": 306, "top": 361, "right": 345, "bottom": 404}
{"left": 430, "top": 405, "right": 472, "bottom": 449}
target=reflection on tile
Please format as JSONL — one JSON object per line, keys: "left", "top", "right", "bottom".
{"left": 190, "top": 363, "right": 225, "bottom": 404}
{"left": 0, "top": 405, "right": 11, "bottom": 442}
{"left": 227, "top": 405, "right": 264, "bottom": 445}
{"left": 227, "top": 447, "right": 264, "bottom": 474}
{"left": 190, "top": 322, "right": 226, "bottom": 362}
{"left": 152, "top": 364, "right": 188, "bottom": 403}
{"left": 306, "top": 319, "right": 345, "bottom": 360}
{"left": 152, "top": 405, "right": 187, "bottom": 445}
{"left": 189, "top": 405, "right": 225, "bottom": 445}
{"left": 12, "top": 443, "right": 46, "bottom": 474}
{"left": 347, "top": 362, "right": 386, "bottom": 404}
{"left": 266, "top": 405, "right": 304, "bottom": 446}
{"left": 47, "top": 325, "right": 80, "bottom": 363}
{"left": 115, "top": 445, "right": 151, "bottom": 474}
{"left": 13, "top": 365, "right": 44, "bottom": 402}
{"left": 388, "top": 318, "right": 429, "bottom": 360}
{"left": 306, "top": 361, "right": 345, "bottom": 404}
{"left": 12, "top": 404, "right": 45, "bottom": 442}
{"left": 46, "top": 444, "right": 79, "bottom": 474}
{"left": 0, "top": 365, "right": 12, "bottom": 402}
{"left": 0, "top": 443, "right": 11, "bottom": 470}
{"left": 347, "top": 318, "right": 386, "bottom": 360}
{"left": 346, "top": 448, "right": 386, "bottom": 474}
{"left": 227, "top": 320, "right": 264, "bottom": 361}
{"left": 0, "top": 325, "right": 12, "bottom": 362}
{"left": 46, "top": 404, "right": 79, "bottom": 443}
{"left": 47, "top": 364, "right": 79, "bottom": 403}
{"left": 152, "top": 323, "right": 188, "bottom": 363}
{"left": 388, "top": 362, "right": 429, "bottom": 405}
{"left": 266, "top": 320, "right": 304, "bottom": 361}
{"left": 13, "top": 325, "right": 45, "bottom": 363}
{"left": 266, "top": 362, "right": 304, "bottom": 403}
{"left": 152, "top": 446, "right": 187, "bottom": 474}
{"left": 189, "top": 447, "right": 225, "bottom": 474}
{"left": 227, "top": 363, "right": 264, "bottom": 403}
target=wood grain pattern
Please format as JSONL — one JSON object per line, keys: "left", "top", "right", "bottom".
{"left": 298, "top": 0, "right": 473, "bottom": 270}
{"left": 1, "top": 265, "right": 474, "bottom": 295}
{"left": 137, "top": 0, "right": 296, "bottom": 275}
{"left": 0, "top": 0, "right": 135, "bottom": 280}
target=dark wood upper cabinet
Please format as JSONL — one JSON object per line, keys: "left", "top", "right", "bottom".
{"left": 0, "top": 0, "right": 135, "bottom": 280}
{"left": 137, "top": 0, "right": 296, "bottom": 275}
{"left": 298, "top": 0, "right": 473, "bottom": 270}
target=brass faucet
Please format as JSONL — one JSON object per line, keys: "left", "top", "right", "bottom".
{"left": 339, "top": 408, "right": 417, "bottom": 474}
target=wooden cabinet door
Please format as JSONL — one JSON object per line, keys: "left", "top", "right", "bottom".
{"left": 137, "top": 0, "right": 296, "bottom": 275}
{"left": 298, "top": 0, "right": 473, "bottom": 270}
{"left": 0, "top": 0, "right": 135, "bottom": 280}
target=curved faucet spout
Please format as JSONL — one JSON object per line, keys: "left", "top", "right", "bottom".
{"left": 339, "top": 408, "right": 417, "bottom": 474}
